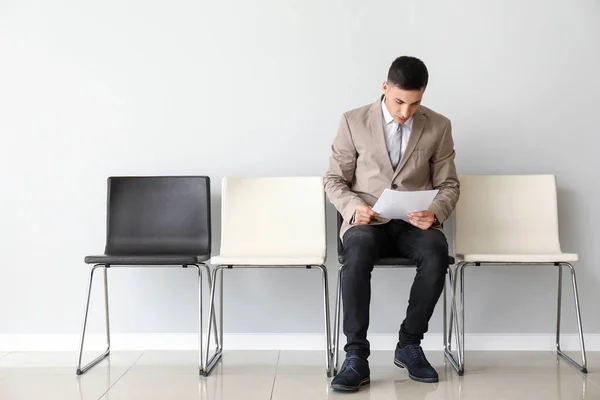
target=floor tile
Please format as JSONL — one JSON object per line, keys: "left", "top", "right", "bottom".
{"left": 0, "top": 370, "right": 124, "bottom": 400}
{"left": 204, "top": 350, "right": 280, "bottom": 375}
{"left": 365, "top": 350, "right": 589, "bottom": 379}
{"left": 277, "top": 350, "right": 330, "bottom": 374}
{"left": 204, "top": 373, "right": 276, "bottom": 400}
{"left": 0, "top": 351, "right": 142, "bottom": 376}
{"left": 102, "top": 371, "right": 275, "bottom": 400}
{"left": 126, "top": 351, "right": 203, "bottom": 374}
{"left": 1, "top": 350, "right": 597, "bottom": 400}
{"left": 271, "top": 373, "right": 442, "bottom": 400}
{"left": 439, "top": 351, "right": 584, "bottom": 377}
{"left": 334, "top": 350, "right": 458, "bottom": 382}
{"left": 564, "top": 351, "right": 600, "bottom": 388}
{"left": 369, "top": 350, "right": 446, "bottom": 375}
{"left": 129, "top": 350, "right": 279, "bottom": 375}
{"left": 436, "top": 372, "right": 600, "bottom": 400}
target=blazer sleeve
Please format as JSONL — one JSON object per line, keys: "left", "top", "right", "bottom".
{"left": 428, "top": 120, "right": 460, "bottom": 223}
{"left": 324, "top": 114, "right": 367, "bottom": 223}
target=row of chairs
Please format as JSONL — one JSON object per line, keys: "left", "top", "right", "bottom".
{"left": 75, "top": 175, "right": 587, "bottom": 378}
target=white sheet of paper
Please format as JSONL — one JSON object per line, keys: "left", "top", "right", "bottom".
{"left": 372, "top": 189, "right": 439, "bottom": 221}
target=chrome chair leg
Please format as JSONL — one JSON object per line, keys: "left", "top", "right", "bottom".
{"left": 443, "top": 271, "right": 449, "bottom": 350}
{"left": 203, "top": 266, "right": 225, "bottom": 376}
{"left": 189, "top": 264, "right": 205, "bottom": 375}
{"left": 444, "top": 264, "right": 464, "bottom": 375}
{"left": 219, "top": 267, "right": 224, "bottom": 352}
{"left": 556, "top": 263, "right": 587, "bottom": 373}
{"left": 332, "top": 264, "right": 343, "bottom": 376}
{"left": 447, "top": 261, "right": 587, "bottom": 375}
{"left": 194, "top": 263, "right": 221, "bottom": 371}
{"left": 316, "top": 265, "right": 333, "bottom": 377}
{"left": 458, "top": 262, "right": 467, "bottom": 373}
{"left": 203, "top": 264, "right": 221, "bottom": 351}
{"left": 76, "top": 265, "right": 111, "bottom": 375}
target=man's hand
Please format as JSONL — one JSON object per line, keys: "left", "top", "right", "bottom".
{"left": 408, "top": 210, "right": 436, "bottom": 230}
{"left": 354, "top": 204, "right": 378, "bottom": 225}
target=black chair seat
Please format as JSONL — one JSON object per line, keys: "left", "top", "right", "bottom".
{"left": 85, "top": 254, "right": 210, "bottom": 265}
{"left": 337, "top": 255, "right": 456, "bottom": 266}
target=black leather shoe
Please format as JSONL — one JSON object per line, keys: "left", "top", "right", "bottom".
{"left": 330, "top": 355, "right": 371, "bottom": 392}
{"left": 394, "top": 344, "right": 439, "bottom": 383}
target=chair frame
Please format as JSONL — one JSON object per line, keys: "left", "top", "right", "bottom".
{"left": 76, "top": 263, "right": 220, "bottom": 375}
{"left": 444, "top": 261, "right": 587, "bottom": 374}
{"left": 332, "top": 263, "right": 462, "bottom": 375}
{"left": 202, "top": 264, "right": 333, "bottom": 377}
{"left": 331, "top": 214, "right": 463, "bottom": 375}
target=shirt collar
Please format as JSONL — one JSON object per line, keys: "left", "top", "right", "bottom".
{"left": 381, "top": 97, "right": 414, "bottom": 129}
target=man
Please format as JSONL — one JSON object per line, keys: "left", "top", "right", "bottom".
{"left": 325, "top": 56, "right": 459, "bottom": 392}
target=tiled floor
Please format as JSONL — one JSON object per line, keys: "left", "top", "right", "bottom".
{"left": 0, "top": 350, "right": 597, "bottom": 399}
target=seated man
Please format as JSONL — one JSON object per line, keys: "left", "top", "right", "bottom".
{"left": 325, "top": 56, "right": 460, "bottom": 392}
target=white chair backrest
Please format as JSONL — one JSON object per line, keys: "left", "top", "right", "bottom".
{"left": 219, "top": 177, "right": 327, "bottom": 259}
{"left": 454, "top": 175, "right": 563, "bottom": 255}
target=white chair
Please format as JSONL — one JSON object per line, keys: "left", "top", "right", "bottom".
{"left": 446, "top": 175, "right": 587, "bottom": 374}
{"left": 202, "top": 177, "right": 332, "bottom": 376}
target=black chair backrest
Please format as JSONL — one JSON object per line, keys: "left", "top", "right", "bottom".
{"left": 104, "top": 176, "right": 211, "bottom": 256}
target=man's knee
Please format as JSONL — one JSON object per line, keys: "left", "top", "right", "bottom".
{"left": 412, "top": 230, "right": 449, "bottom": 272}
{"left": 342, "top": 226, "right": 379, "bottom": 270}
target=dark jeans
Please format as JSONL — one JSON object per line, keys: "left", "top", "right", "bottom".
{"left": 341, "top": 220, "right": 449, "bottom": 359}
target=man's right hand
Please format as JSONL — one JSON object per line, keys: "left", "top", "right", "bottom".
{"left": 353, "top": 204, "right": 378, "bottom": 225}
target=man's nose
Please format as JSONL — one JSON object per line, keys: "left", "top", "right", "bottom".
{"left": 400, "top": 105, "right": 410, "bottom": 117}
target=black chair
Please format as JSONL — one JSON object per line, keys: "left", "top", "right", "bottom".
{"left": 332, "top": 213, "right": 462, "bottom": 375}
{"left": 76, "top": 176, "right": 218, "bottom": 375}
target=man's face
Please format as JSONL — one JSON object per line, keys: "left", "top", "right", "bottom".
{"left": 382, "top": 82, "right": 425, "bottom": 124}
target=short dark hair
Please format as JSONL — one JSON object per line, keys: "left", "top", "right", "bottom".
{"left": 387, "top": 56, "right": 429, "bottom": 90}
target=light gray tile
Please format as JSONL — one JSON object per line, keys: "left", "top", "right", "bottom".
{"left": 0, "top": 370, "right": 126, "bottom": 400}
{"left": 563, "top": 351, "right": 600, "bottom": 389}
{"left": 204, "top": 350, "right": 280, "bottom": 375}
{"left": 277, "top": 350, "right": 329, "bottom": 374}
{"left": 440, "top": 351, "right": 583, "bottom": 377}
{"left": 0, "top": 351, "right": 142, "bottom": 376}
{"left": 103, "top": 371, "right": 275, "bottom": 400}
{"left": 128, "top": 350, "right": 279, "bottom": 375}
{"left": 271, "top": 373, "right": 442, "bottom": 400}
{"left": 436, "top": 372, "right": 600, "bottom": 400}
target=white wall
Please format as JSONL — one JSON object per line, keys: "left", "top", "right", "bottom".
{"left": 1, "top": 0, "right": 599, "bottom": 347}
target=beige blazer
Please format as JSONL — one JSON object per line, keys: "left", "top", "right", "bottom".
{"left": 325, "top": 97, "right": 460, "bottom": 240}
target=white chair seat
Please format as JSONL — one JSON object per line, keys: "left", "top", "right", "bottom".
{"left": 457, "top": 252, "right": 579, "bottom": 263}
{"left": 210, "top": 255, "right": 326, "bottom": 266}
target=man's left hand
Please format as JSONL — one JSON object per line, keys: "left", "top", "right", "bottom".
{"left": 408, "top": 210, "right": 436, "bottom": 230}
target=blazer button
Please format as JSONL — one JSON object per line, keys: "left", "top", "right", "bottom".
{"left": 391, "top": 184, "right": 398, "bottom": 189}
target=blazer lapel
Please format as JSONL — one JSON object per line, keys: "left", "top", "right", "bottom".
{"left": 368, "top": 99, "right": 395, "bottom": 178}
{"left": 393, "top": 108, "right": 426, "bottom": 179}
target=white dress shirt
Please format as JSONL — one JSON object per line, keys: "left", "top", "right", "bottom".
{"left": 382, "top": 98, "right": 413, "bottom": 169}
